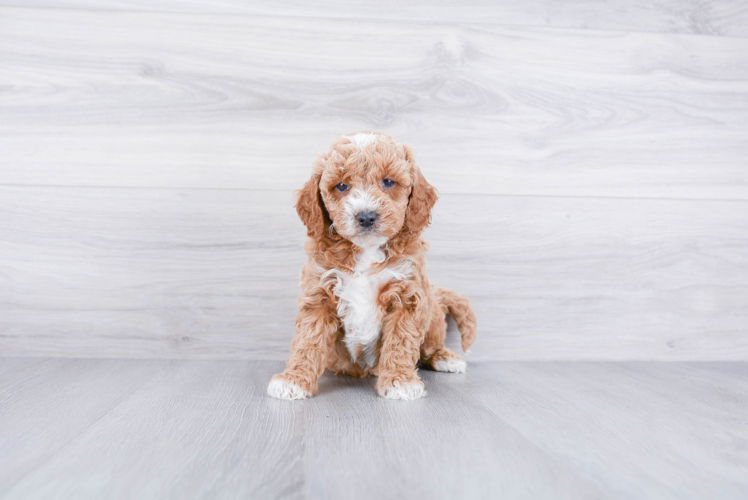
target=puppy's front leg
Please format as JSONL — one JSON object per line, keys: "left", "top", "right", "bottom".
{"left": 377, "top": 298, "right": 427, "bottom": 400}
{"left": 267, "top": 291, "right": 338, "bottom": 400}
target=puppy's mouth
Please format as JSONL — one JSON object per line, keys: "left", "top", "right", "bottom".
{"left": 357, "top": 224, "right": 378, "bottom": 234}
{"left": 351, "top": 232, "right": 387, "bottom": 248}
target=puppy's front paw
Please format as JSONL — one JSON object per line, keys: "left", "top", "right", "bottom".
{"left": 378, "top": 380, "right": 427, "bottom": 400}
{"left": 267, "top": 375, "right": 311, "bottom": 400}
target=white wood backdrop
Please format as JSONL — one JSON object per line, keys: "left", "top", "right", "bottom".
{"left": 1, "top": 4, "right": 747, "bottom": 360}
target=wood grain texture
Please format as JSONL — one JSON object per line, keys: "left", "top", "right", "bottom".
{"left": 303, "top": 368, "right": 604, "bottom": 499}
{"left": 0, "top": 359, "right": 304, "bottom": 499}
{"left": 461, "top": 362, "right": 748, "bottom": 499}
{"left": 0, "top": 357, "right": 42, "bottom": 377}
{"left": 0, "top": 359, "right": 165, "bottom": 497}
{"left": 1, "top": 7, "right": 748, "bottom": 199}
{"left": 2, "top": 186, "right": 747, "bottom": 361}
{"left": 3, "top": 1, "right": 748, "bottom": 37}
{"left": 1, "top": 359, "right": 747, "bottom": 499}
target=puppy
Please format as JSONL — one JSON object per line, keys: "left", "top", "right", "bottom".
{"left": 268, "top": 131, "right": 476, "bottom": 400}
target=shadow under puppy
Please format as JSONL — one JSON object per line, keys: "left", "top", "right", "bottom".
{"left": 268, "top": 131, "right": 476, "bottom": 400}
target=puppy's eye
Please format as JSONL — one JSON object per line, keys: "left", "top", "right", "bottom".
{"left": 381, "top": 179, "right": 396, "bottom": 188}
{"left": 335, "top": 183, "right": 349, "bottom": 192}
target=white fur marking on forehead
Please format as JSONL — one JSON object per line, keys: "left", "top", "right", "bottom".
{"left": 344, "top": 133, "right": 379, "bottom": 148}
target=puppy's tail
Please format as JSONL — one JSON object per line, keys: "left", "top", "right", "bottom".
{"left": 434, "top": 286, "right": 477, "bottom": 352}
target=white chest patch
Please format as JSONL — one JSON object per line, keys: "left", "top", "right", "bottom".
{"left": 323, "top": 245, "right": 411, "bottom": 368}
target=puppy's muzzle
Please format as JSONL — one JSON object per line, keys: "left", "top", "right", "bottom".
{"left": 356, "top": 211, "right": 378, "bottom": 229}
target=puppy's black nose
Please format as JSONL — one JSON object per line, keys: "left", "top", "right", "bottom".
{"left": 356, "top": 211, "right": 378, "bottom": 228}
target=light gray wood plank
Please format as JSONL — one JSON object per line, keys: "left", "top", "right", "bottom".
{"left": 462, "top": 362, "right": 748, "bottom": 500}
{"left": 684, "top": 361, "right": 748, "bottom": 382}
{"left": 1, "top": 8, "right": 748, "bottom": 199}
{"left": 0, "top": 357, "right": 44, "bottom": 378}
{"left": 3, "top": 1, "right": 747, "bottom": 37}
{"left": 0, "top": 358, "right": 165, "bottom": 496}
{"left": 1, "top": 359, "right": 746, "bottom": 499}
{"left": 300, "top": 369, "right": 604, "bottom": 499}
{"left": 1, "top": 360, "right": 304, "bottom": 500}
{"left": 1, "top": 186, "right": 747, "bottom": 361}
{"left": 0, "top": 187, "right": 304, "bottom": 360}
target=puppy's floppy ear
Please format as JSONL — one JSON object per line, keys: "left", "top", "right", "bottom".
{"left": 402, "top": 144, "right": 438, "bottom": 236}
{"left": 295, "top": 171, "right": 328, "bottom": 239}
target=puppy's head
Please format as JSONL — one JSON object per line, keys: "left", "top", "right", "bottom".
{"left": 296, "top": 131, "right": 437, "bottom": 248}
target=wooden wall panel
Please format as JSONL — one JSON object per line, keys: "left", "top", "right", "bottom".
{"left": 1, "top": 8, "right": 747, "bottom": 199}
{"left": 2, "top": 186, "right": 746, "bottom": 360}
{"left": 2, "top": 1, "right": 747, "bottom": 37}
{"left": 1, "top": 5, "right": 746, "bottom": 361}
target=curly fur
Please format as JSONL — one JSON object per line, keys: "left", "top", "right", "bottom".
{"left": 268, "top": 131, "right": 477, "bottom": 400}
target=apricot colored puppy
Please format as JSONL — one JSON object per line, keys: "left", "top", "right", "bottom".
{"left": 268, "top": 132, "right": 476, "bottom": 400}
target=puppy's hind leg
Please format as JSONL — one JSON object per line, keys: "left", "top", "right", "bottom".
{"left": 420, "top": 293, "right": 467, "bottom": 373}
{"left": 424, "top": 348, "right": 467, "bottom": 373}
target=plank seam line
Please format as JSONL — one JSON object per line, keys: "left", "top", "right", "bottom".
{"left": 1, "top": 183, "right": 747, "bottom": 204}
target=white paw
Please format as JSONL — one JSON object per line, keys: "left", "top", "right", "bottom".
{"left": 433, "top": 357, "right": 467, "bottom": 373}
{"left": 380, "top": 381, "right": 427, "bottom": 400}
{"left": 267, "top": 377, "right": 311, "bottom": 400}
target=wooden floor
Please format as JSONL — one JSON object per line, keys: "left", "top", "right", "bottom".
{"left": 1, "top": 358, "right": 746, "bottom": 499}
